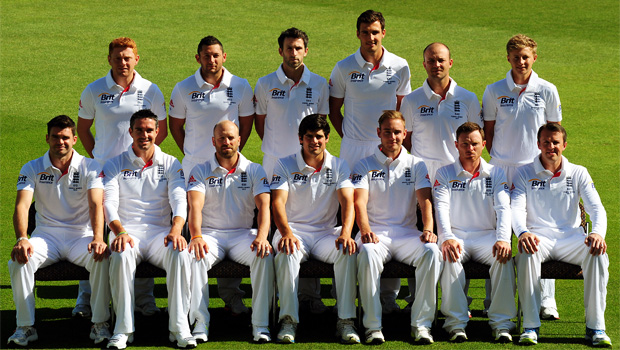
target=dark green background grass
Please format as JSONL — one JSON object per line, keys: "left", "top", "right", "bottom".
{"left": 1, "top": 0, "right": 618, "bottom": 348}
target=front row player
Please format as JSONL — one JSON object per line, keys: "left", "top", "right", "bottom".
{"left": 434, "top": 122, "right": 516, "bottom": 343}
{"left": 9, "top": 115, "right": 111, "bottom": 346}
{"left": 271, "top": 115, "right": 360, "bottom": 343}
{"left": 103, "top": 110, "right": 194, "bottom": 349}
{"left": 187, "top": 121, "right": 275, "bottom": 343}
{"left": 513, "top": 123, "right": 611, "bottom": 347}
{"left": 353, "top": 110, "right": 441, "bottom": 344}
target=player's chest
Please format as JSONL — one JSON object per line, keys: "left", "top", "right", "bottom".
{"left": 496, "top": 91, "right": 547, "bottom": 119}
{"left": 96, "top": 90, "right": 153, "bottom": 112}
{"left": 203, "top": 173, "right": 253, "bottom": 195}
{"left": 185, "top": 88, "right": 240, "bottom": 113}
{"left": 265, "top": 84, "right": 320, "bottom": 110}
{"left": 526, "top": 175, "right": 576, "bottom": 200}
{"left": 345, "top": 66, "right": 400, "bottom": 93}
{"left": 413, "top": 99, "right": 467, "bottom": 123}
{"left": 118, "top": 165, "right": 167, "bottom": 192}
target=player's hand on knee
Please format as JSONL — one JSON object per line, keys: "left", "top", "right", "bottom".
{"left": 278, "top": 235, "right": 300, "bottom": 255}
{"left": 164, "top": 232, "right": 187, "bottom": 252}
{"left": 441, "top": 239, "right": 462, "bottom": 263}
{"left": 420, "top": 229, "right": 437, "bottom": 243}
{"left": 335, "top": 236, "right": 357, "bottom": 255}
{"left": 492, "top": 240, "right": 512, "bottom": 264}
{"left": 11, "top": 239, "right": 33, "bottom": 264}
{"left": 251, "top": 237, "right": 272, "bottom": 258}
{"left": 88, "top": 239, "right": 109, "bottom": 262}
{"left": 585, "top": 233, "right": 607, "bottom": 256}
{"left": 360, "top": 231, "right": 378, "bottom": 244}
{"left": 111, "top": 233, "right": 134, "bottom": 253}
{"left": 188, "top": 237, "right": 208, "bottom": 260}
{"left": 517, "top": 232, "right": 539, "bottom": 254}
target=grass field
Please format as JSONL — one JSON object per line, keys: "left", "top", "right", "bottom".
{"left": 1, "top": 0, "right": 618, "bottom": 349}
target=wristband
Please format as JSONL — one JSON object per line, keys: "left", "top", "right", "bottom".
{"left": 191, "top": 235, "right": 203, "bottom": 241}
{"left": 16, "top": 237, "right": 28, "bottom": 243}
{"left": 116, "top": 231, "right": 128, "bottom": 236}
{"left": 518, "top": 231, "right": 528, "bottom": 237}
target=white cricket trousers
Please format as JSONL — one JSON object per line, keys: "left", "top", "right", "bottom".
{"left": 190, "top": 229, "right": 275, "bottom": 327}
{"left": 516, "top": 230, "right": 608, "bottom": 329}
{"left": 357, "top": 229, "right": 442, "bottom": 331}
{"left": 440, "top": 233, "right": 516, "bottom": 332}
{"left": 9, "top": 228, "right": 110, "bottom": 326}
{"left": 109, "top": 229, "right": 191, "bottom": 334}
{"left": 273, "top": 227, "right": 357, "bottom": 322}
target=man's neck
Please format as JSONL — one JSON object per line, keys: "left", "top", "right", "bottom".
{"left": 460, "top": 157, "right": 481, "bottom": 175}
{"left": 381, "top": 146, "right": 401, "bottom": 161}
{"left": 511, "top": 70, "right": 532, "bottom": 85}
{"left": 112, "top": 71, "right": 135, "bottom": 89}
{"left": 540, "top": 156, "right": 562, "bottom": 174}
{"left": 49, "top": 150, "right": 73, "bottom": 174}
{"left": 427, "top": 77, "right": 451, "bottom": 98}
{"left": 202, "top": 68, "right": 224, "bottom": 86}
{"left": 361, "top": 47, "right": 383, "bottom": 66}
{"left": 216, "top": 153, "right": 239, "bottom": 171}
{"left": 282, "top": 64, "right": 304, "bottom": 84}
{"left": 302, "top": 150, "right": 325, "bottom": 170}
{"left": 133, "top": 146, "right": 155, "bottom": 164}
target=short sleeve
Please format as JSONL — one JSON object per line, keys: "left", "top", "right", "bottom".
{"left": 78, "top": 85, "right": 95, "bottom": 120}
{"left": 239, "top": 80, "right": 255, "bottom": 117}
{"left": 329, "top": 63, "right": 346, "bottom": 99}
{"left": 168, "top": 83, "right": 187, "bottom": 119}
{"left": 482, "top": 86, "right": 497, "bottom": 122}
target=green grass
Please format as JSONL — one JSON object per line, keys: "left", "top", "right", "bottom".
{"left": 1, "top": 0, "right": 618, "bottom": 349}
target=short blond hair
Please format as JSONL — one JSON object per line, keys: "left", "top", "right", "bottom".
{"left": 506, "top": 34, "right": 537, "bottom": 55}
{"left": 377, "top": 110, "right": 405, "bottom": 127}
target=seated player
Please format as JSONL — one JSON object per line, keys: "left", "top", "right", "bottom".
{"left": 434, "top": 122, "right": 516, "bottom": 343}
{"left": 8, "top": 115, "right": 111, "bottom": 346}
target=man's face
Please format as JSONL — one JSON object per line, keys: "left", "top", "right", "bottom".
{"left": 108, "top": 47, "right": 139, "bottom": 79}
{"left": 455, "top": 130, "right": 485, "bottom": 163}
{"left": 507, "top": 47, "right": 537, "bottom": 77}
{"left": 299, "top": 129, "right": 328, "bottom": 158}
{"left": 213, "top": 123, "right": 240, "bottom": 159}
{"left": 129, "top": 118, "right": 158, "bottom": 152}
{"left": 279, "top": 37, "right": 307, "bottom": 70}
{"left": 195, "top": 44, "right": 226, "bottom": 76}
{"left": 377, "top": 118, "right": 406, "bottom": 154}
{"left": 357, "top": 21, "right": 385, "bottom": 55}
{"left": 46, "top": 127, "right": 77, "bottom": 158}
{"left": 538, "top": 129, "right": 566, "bottom": 164}
{"left": 423, "top": 44, "right": 453, "bottom": 81}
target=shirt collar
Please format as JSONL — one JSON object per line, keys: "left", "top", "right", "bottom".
{"left": 295, "top": 149, "right": 334, "bottom": 174}
{"left": 454, "top": 157, "right": 491, "bottom": 178}
{"left": 505, "top": 69, "right": 539, "bottom": 93}
{"left": 43, "top": 149, "right": 82, "bottom": 172}
{"left": 208, "top": 152, "right": 250, "bottom": 175}
{"left": 105, "top": 70, "right": 142, "bottom": 91}
{"left": 193, "top": 67, "right": 232, "bottom": 89}
{"left": 422, "top": 77, "right": 457, "bottom": 100}
{"left": 533, "top": 155, "right": 568, "bottom": 179}
{"left": 354, "top": 46, "right": 390, "bottom": 69}
{"left": 127, "top": 144, "right": 163, "bottom": 167}
{"left": 373, "top": 145, "right": 406, "bottom": 166}
{"left": 275, "top": 64, "right": 310, "bottom": 86}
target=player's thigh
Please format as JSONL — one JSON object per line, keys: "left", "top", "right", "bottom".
{"left": 311, "top": 227, "right": 348, "bottom": 264}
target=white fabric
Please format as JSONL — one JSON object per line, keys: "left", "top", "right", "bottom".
{"left": 402, "top": 78, "right": 482, "bottom": 164}
{"left": 17, "top": 150, "right": 103, "bottom": 229}
{"left": 482, "top": 70, "right": 562, "bottom": 166}
{"left": 511, "top": 156, "right": 606, "bottom": 238}
{"left": 433, "top": 158, "right": 515, "bottom": 332}
{"left": 351, "top": 146, "right": 431, "bottom": 229}
{"left": 270, "top": 150, "right": 353, "bottom": 232}
{"left": 9, "top": 228, "right": 111, "bottom": 327}
{"left": 187, "top": 152, "right": 270, "bottom": 230}
{"left": 356, "top": 230, "right": 441, "bottom": 330}
{"left": 273, "top": 228, "right": 357, "bottom": 322}
{"left": 338, "top": 137, "right": 380, "bottom": 174}
{"left": 189, "top": 229, "right": 275, "bottom": 327}
{"left": 78, "top": 70, "right": 166, "bottom": 162}
{"left": 434, "top": 158, "right": 511, "bottom": 243}
{"left": 103, "top": 145, "right": 187, "bottom": 226}
{"left": 169, "top": 67, "right": 254, "bottom": 164}
{"left": 109, "top": 229, "right": 191, "bottom": 334}
{"left": 254, "top": 65, "right": 329, "bottom": 158}
{"left": 511, "top": 156, "right": 608, "bottom": 329}
{"left": 329, "top": 47, "right": 411, "bottom": 141}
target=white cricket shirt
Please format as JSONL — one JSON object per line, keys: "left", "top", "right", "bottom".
{"left": 79, "top": 70, "right": 166, "bottom": 162}
{"left": 103, "top": 145, "right": 186, "bottom": 229}
{"left": 329, "top": 47, "right": 411, "bottom": 141}
{"left": 17, "top": 150, "right": 103, "bottom": 230}
{"left": 351, "top": 146, "right": 430, "bottom": 230}
{"left": 433, "top": 158, "right": 511, "bottom": 243}
{"left": 169, "top": 67, "right": 254, "bottom": 163}
{"left": 511, "top": 156, "right": 606, "bottom": 238}
{"left": 187, "top": 152, "right": 271, "bottom": 230}
{"left": 402, "top": 78, "right": 482, "bottom": 164}
{"left": 270, "top": 150, "right": 353, "bottom": 233}
{"left": 482, "top": 70, "right": 562, "bottom": 166}
{"left": 254, "top": 65, "right": 329, "bottom": 158}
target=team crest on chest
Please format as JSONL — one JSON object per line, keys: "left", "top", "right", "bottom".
{"left": 69, "top": 171, "right": 83, "bottom": 191}
{"left": 322, "top": 168, "right": 335, "bottom": 186}
{"left": 401, "top": 168, "right": 413, "bottom": 186}
{"left": 302, "top": 87, "right": 315, "bottom": 107}
{"left": 236, "top": 172, "right": 251, "bottom": 190}
{"left": 451, "top": 100, "right": 462, "bottom": 119}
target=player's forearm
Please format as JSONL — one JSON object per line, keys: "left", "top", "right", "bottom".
{"left": 155, "top": 119, "right": 168, "bottom": 145}
{"left": 169, "top": 126, "right": 185, "bottom": 154}
{"left": 88, "top": 191, "right": 105, "bottom": 241}
{"left": 239, "top": 115, "right": 254, "bottom": 151}
{"left": 170, "top": 216, "right": 185, "bottom": 236}
{"left": 79, "top": 130, "right": 95, "bottom": 157}
{"left": 108, "top": 220, "right": 126, "bottom": 236}
{"left": 328, "top": 97, "right": 344, "bottom": 137}
{"left": 13, "top": 203, "right": 30, "bottom": 239}
{"left": 255, "top": 114, "right": 266, "bottom": 140}
{"left": 483, "top": 121, "right": 495, "bottom": 153}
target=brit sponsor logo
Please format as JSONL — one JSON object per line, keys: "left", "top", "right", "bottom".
{"left": 349, "top": 71, "right": 365, "bottom": 82}
{"left": 269, "top": 88, "right": 286, "bottom": 99}
{"left": 501, "top": 181, "right": 509, "bottom": 190}
{"left": 122, "top": 169, "right": 139, "bottom": 179}
{"left": 189, "top": 91, "right": 207, "bottom": 102}
{"left": 178, "top": 169, "right": 185, "bottom": 180}
{"left": 98, "top": 92, "right": 115, "bottom": 104}
{"left": 38, "top": 172, "right": 54, "bottom": 184}
{"left": 450, "top": 180, "right": 466, "bottom": 191}
{"left": 528, "top": 178, "right": 546, "bottom": 190}
{"left": 206, "top": 176, "right": 222, "bottom": 187}
{"left": 271, "top": 174, "right": 281, "bottom": 184}
{"left": 17, "top": 174, "right": 27, "bottom": 185}
{"left": 498, "top": 96, "right": 515, "bottom": 107}
{"left": 292, "top": 172, "right": 308, "bottom": 184}
{"left": 351, "top": 174, "right": 362, "bottom": 183}
{"left": 261, "top": 177, "right": 270, "bottom": 186}
{"left": 418, "top": 105, "right": 434, "bottom": 117}
{"left": 369, "top": 169, "right": 385, "bottom": 181}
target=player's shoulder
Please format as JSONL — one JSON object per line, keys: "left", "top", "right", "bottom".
{"left": 307, "top": 70, "right": 328, "bottom": 85}
{"left": 453, "top": 85, "right": 479, "bottom": 101}
{"left": 383, "top": 50, "right": 409, "bottom": 68}
{"left": 229, "top": 73, "right": 252, "bottom": 88}
{"left": 82, "top": 75, "right": 108, "bottom": 92}
{"left": 485, "top": 77, "right": 507, "bottom": 92}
